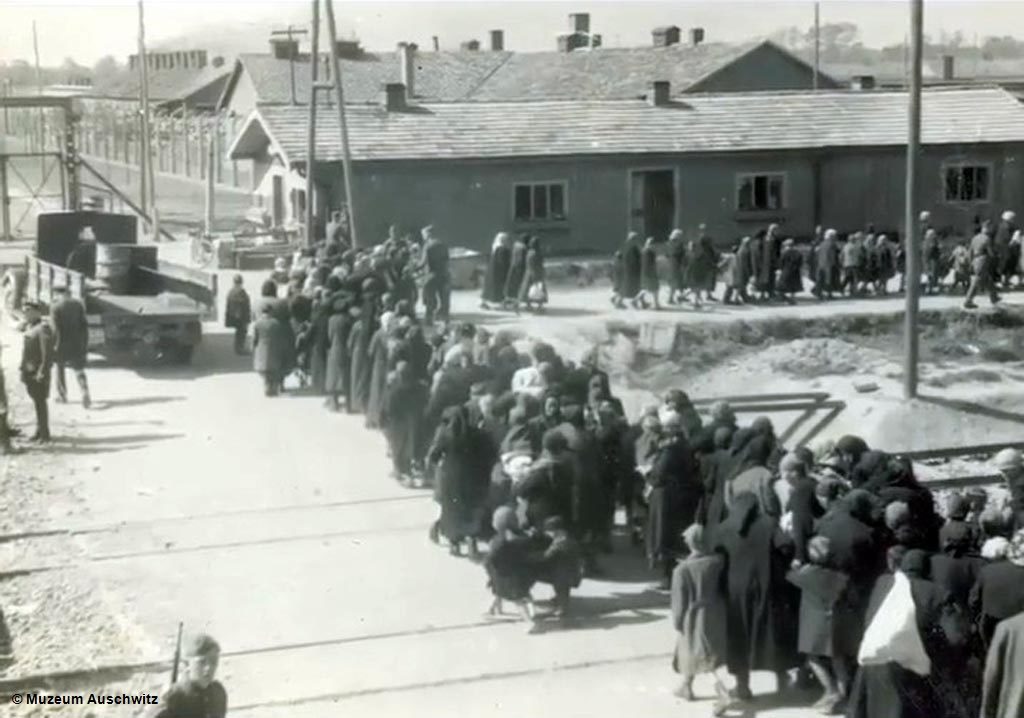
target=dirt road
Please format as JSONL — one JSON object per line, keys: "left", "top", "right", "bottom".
{"left": 4, "top": 285, "right": 1018, "bottom": 717}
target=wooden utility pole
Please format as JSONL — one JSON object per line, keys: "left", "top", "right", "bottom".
{"left": 813, "top": 2, "right": 820, "bottom": 90}
{"left": 33, "top": 21, "right": 45, "bottom": 166}
{"left": 324, "top": 0, "right": 358, "bottom": 247}
{"left": 904, "top": 0, "right": 924, "bottom": 399}
{"left": 204, "top": 115, "right": 215, "bottom": 235}
{"left": 271, "top": 26, "right": 308, "bottom": 106}
{"left": 305, "top": 0, "right": 320, "bottom": 247}
{"left": 138, "top": 0, "right": 159, "bottom": 238}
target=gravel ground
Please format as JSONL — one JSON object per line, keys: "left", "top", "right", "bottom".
{"left": 1, "top": 331, "right": 151, "bottom": 691}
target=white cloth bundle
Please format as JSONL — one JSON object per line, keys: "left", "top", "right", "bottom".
{"left": 857, "top": 571, "right": 931, "bottom": 676}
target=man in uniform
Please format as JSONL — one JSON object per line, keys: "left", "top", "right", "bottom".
{"left": 50, "top": 284, "right": 91, "bottom": 408}
{"left": 419, "top": 225, "right": 451, "bottom": 324}
{"left": 19, "top": 302, "right": 54, "bottom": 442}
{"left": 993, "top": 448, "right": 1024, "bottom": 530}
{"left": 150, "top": 633, "right": 227, "bottom": 718}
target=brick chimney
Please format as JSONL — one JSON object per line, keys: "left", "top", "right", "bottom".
{"left": 383, "top": 82, "right": 407, "bottom": 111}
{"left": 648, "top": 80, "right": 671, "bottom": 106}
{"left": 689, "top": 28, "right": 705, "bottom": 46}
{"left": 490, "top": 29, "right": 505, "bottom": 51}
{"left": 851, "top": 75, "right": 876, "bottom": 90}
{"left": 653, "top": 26, "right": 681, "bottom": 47}
{"left": 942, "top": 55, "right": 955, "bottom": 80}
{"left": 270, "top": 38, "right": 299, "bottom": 60}
{"left": 569, "top": 13, "right": 590, "bottom": 34}
{"left": 398, "top": 42, "right": 416, "bottom": 98}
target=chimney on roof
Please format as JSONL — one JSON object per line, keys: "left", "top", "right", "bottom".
{"left": 942, "top": 54, "right": 955, "bottom": 80}
{"left": 490, "top": 30, "right": 505, "bottom": 51}
{"left": 569, "top": 13, "right": 590, "bottom": 34}
{"left": 851, "top": 75, "right": 876, "bottom": 90}
{"left": 689, "top": 28, "right": 705, "bottom": 46}
{"left": 460, "top": 39, "right": 480, "bottom": 51}
{"left": 383, "top": 82, "right": 407, "bottom": 111}
{"left": 432, "top": 35, "right": 440, "bottom": 52}
{"left": 557, "top": 33, "right": 589, "bottom": 53}
{"left": 649, "top": 80, "right": 671, "bottom": 106}
{"left": 653, "top": 26, "right": 681, "bottom": 47}
{"left": 270, "top": 37, "right": 299, "bottom": 60}
{"left": 398, "top": 42, "right": 416, "bottom": 98}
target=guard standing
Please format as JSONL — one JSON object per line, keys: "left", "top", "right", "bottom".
{"left": 50, "top": 284, "right": 91, "bottom": 408}
{"left": 19, "top": 302, "right": 55, "bottom": 442}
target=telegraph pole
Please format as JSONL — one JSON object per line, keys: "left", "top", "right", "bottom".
{"left": 324, "top": 0, "right": 358, "bottom": 248}
{"left": 272, "top": 26, "right": 308, "bottom": 106}
{"left": 33, "top": 21, "right": 45, "bottom": 166}
{"left": 904, "top": 0, "right": 924, "bottom": 399}
{"left": 813, "top": 2, "right": 820, "bottom": 90}
{"left": 305, "top": 0, "right": 320, "bottom": 247}
{"left": 138, "top": 0, "right": 159, "bottom": 238}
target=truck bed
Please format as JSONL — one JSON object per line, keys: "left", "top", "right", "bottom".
{"left": 88, "top": 291, "right": 209, "bottom": 318}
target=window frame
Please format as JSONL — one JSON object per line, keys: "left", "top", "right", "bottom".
{"left": 941, "top": 162, "right": 993, "bottom": 205}
{"left": 512, "top": 180, "right": 569, "bottom": 223}
{"left": 734, "top": 171, "right": 788, "bottom": 213}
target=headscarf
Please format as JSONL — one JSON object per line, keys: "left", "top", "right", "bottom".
{"left": 740, "top": 435, "right": 773, "bottom": 470}
{"left": 710, "top": 401, "right": 736, "bottom": 426}
{"left": 946, "top": 494, "right": 969, "bottom": 521}
{"left": 492, "top": 232, "right": 509, "bottom": 252}
{"left": 836, "top": 435, "right": 869, "bottom": 464}
{"left": 492, "top": 505, "right": 518, "bottom": 534}
{"left": 682, "top": 523, "right": 709, "bottom": 555}
{"left": 850, "top": 450, "right": 889, "bottom": 488}
{"left": 1010, "top": 529, "right": 1024, "bottom": 568}
{"left": 842, "top": 488, "right": 879, "bottom": 524}
{"left": 900, "top": 549, "right": 930, "bottom": 579}
{"left": 981, "top": 536, "right": 1010, "bottom": 561}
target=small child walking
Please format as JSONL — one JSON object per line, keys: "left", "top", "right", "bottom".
{"left": 484, "top": 507, "right": 539, "bottom": 631}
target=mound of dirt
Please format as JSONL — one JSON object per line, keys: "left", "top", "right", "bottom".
{"left": 755, "top": 338, "right": 892, "bottom": 378}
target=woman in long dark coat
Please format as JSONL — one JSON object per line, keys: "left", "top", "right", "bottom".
{"left": 307, "top": 297, "right": 330, "bottom": 395}
{"left": 687, "top": 232, "right": 718, "bottom": 308}
{"left": 621, "top": 232, "right": 643, "bottom": 306}
{"left": 748, "top": 232, "right": 765, "bottom": 300}
{"left": 364, "top": 315, "right": 397, "bottom": 429}
{"left": 667, "top": 229, "right": 688, "bottom": 304}
{"left": 639, "top": 236, "right": 661, "bottom": 310}
{"left": 777, "top": 238, "right": 803, "bottom": 304}
{"left": 714, "top": 491, "right": 799, "bottom": 699}
{"left": 325, "top": 302, "right": 354, "bottom": 412}
{"left": 428, "top": 405, "right": 498, "bottom": 557}
{"left": 346, "top": 309, "right": 374, "bottom": 414}
{"left": 481, "top": 232, "right": 512, "bottom": 309}
{"left": 504, "top": 234, "right": 529, "bottom": 305}
{"left": 381, "top": 361, "right": 428, "bottom": 482}
{"left": 517, "top": 236, "right": 547, "bottom": 312}
{"left": 646, "top": 415, "right": 700, "bottom": 586}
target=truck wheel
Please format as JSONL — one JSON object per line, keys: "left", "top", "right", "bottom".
{"left": 131, "top": 342, "right": 160, "bottom": 365}
{"left": 171, "top": 345, "right": 195, "bottom": 365}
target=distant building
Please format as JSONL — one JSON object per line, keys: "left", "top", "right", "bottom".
{"left": 228, "top": 85, "right": 1024, "bottom": 250}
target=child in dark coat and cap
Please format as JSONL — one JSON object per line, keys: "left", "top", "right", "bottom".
{"left": 150, "top": 633, "right": 226, "bottom": 718}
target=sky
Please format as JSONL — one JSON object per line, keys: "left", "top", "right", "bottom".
{"left": 2, "top": 0, "right": 1024, "bottom": 66}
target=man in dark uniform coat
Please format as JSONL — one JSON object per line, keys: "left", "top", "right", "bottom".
{"left": 50, "top": 284, "right": 91, "bottom": 408}
{"left": 20, "top": 302, "right": 55, "bottom": 442}
{"left": 149, "top": 633, "right": 227, "bottom": 718}
{"left": 419, "top": 225, "right": 451, "bottom": 324}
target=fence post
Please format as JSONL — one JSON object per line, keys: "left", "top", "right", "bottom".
{"left": 199, "top": 117, "right": 207, "bottom": 181}
{"left": 170, "top": 116, "right": 178, "bottom": 174}
{"left": 184, "top": 111, "right": 192, "bottom": 178}
{"left": 215, "top": 114, "right": 223, "bottom": 185}
{"left": 156, "top": 118, "right": 165, "bottom": 173}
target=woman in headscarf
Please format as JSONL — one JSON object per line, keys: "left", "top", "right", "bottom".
{"left": 325, "top": 300, "right": 355, "bottom": 412}
{"left": 687, "top": 229, "right": 719, "bottom": 309}
{"left": 847, "top": 548, "right": 971, "bottom": 718}
{"left": 646, "top": 413, "right": 700, "bottom": 587}
{"left": 504, "top": 234, "right": 529, "bottom": 308}
{"left": 733, "top": 236, "right": 753, "bottom": 304}
{"left": 662, "top": 389, "right": 703, "bottom": 440}
{"left": 481, "top": 232, "right": 512, "bottom": 310}
{"left": 517, "top": 236, "right": 547, "bottom": 313}
{"left": 527, "top": 391, "right": 564, "bottom": 450}
{"left": 639, "top": 236, "right": 661, "bottom": 310}
{"left": 748, "top": 230, "right": 766, "bottom": 302}
{"left": 667, "top": 229, "right": 688, "bottom": 305}
{"left": 346, "top": 301, "right": 374, "bottom": 414}
{"left": 381, "top": 361, "right": 428, "bottom": 483}
{"left": 364, "top": 312, "right": 398, "bottom": 429}
{"left": 427, "top": 404, "right": 497, "bottom": 558}
{"left": 593, "top": 399, "right": 633, "bottom": 550}
{"left": 621, "top": 232, "right": 643, "bottom": 308}
{"left": 714, "top": 491, "right": 799, "bottom": 700}
{"left": 923, "top": 228, "right": 943, "bottom": 295}
{"left": 725, "top": 434, "right": 781, "bottom": 518}
{"left": 777, "top": 238, "right": 803, "bottom": 305}
{"left": 514, "top": 429, "right": 575, "bottom": 530}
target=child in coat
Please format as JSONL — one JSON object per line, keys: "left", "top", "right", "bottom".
{"left": 484, "top": 506, "right": 540, "bottom": 631}
{"left": 536, "top": 516, "right": 584, "bottom": 620}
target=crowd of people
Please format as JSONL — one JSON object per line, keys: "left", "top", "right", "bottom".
{"left": 226, "top": 214, "right": 1024, "bottom": 718}
{"left": 610, "top": 211, "right": 1023, "bottom": 312}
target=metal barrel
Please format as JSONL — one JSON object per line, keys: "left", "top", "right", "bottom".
{"left": 94, "top": 243, "right": 133, "bottom": 293}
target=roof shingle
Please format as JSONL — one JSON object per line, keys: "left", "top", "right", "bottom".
{"left": 230, "top": 86, "right": 1024, "bottom": 164}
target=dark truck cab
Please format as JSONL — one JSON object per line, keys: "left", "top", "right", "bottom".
{"left": 4, "top": 211, "right": 217, "bottom": 364}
